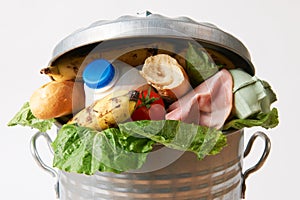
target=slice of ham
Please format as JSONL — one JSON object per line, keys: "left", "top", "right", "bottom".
{"left": 166, "top": 69, "right": 233, "bottom": 129}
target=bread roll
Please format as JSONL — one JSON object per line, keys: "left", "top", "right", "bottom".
{"left": 30, "top": 80, "right": 85, "bottom": 119}
{"left": 140, "top": 54, "right": 190, "bottom": 103}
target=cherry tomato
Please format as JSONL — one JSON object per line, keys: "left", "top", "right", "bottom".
{"left": 131, "top": 88, "right": 165, "bottom": 121}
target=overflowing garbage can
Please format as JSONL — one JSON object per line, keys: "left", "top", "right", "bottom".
{"left": 8, "top": 12, "right": 278, "bottom": 200}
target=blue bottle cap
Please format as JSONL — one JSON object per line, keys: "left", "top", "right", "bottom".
{"left": 83, "top": 59, "right": 115, "bottom": 89}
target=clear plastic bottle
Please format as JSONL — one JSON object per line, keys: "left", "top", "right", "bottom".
{"left": 83, "top": 59, "right": 147, "bottom": 106}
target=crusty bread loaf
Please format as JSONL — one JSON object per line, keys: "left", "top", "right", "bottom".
{"left": 30, "top": 80, "right": 85, "bottom": 119}
{"left": 140, "top": 54, "right": 190, "bottom": 103}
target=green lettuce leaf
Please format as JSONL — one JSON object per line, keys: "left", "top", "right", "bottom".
{"left": 52, "top": 120, "right": 227, "bottom": 175}
{"left": 223, "top": 107, "right": 279, "bottom": 130}
{"left": 7, "top": 102, "right": 54, "bottom": 132}
{"left": 186, "top": 42, "right": 220, "bottom": 87}
{"left": 51, "top": 124, "right": 154, "bottom": 175}
{"left": 119, "top": 120, "right": 227, "bottom": 160}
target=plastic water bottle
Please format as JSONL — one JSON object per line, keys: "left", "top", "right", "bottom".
{"left": 83, "top": 59, "right": 147, "bottom": 106}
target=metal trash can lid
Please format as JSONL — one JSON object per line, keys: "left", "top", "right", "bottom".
{"left": 51, "top": 12, "right": 255, "bottom": 75}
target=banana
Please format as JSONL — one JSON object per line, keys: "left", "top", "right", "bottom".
{"left": 40, "top": 56, "right": 86, "bottom": 82}
{"left": 68, "top": 90, "right": 139, "bottom": 131}
{"left": 40, "top": 41, "right": 176, "bottom": 82}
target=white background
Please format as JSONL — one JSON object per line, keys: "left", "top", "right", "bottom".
{"left": 1, "top": 0, "right": 299, "bottom": 199}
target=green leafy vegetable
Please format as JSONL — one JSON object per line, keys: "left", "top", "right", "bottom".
{"left": 52, "top": 120, "right": 227, "bottom": 175}
{"left": 119, "top": 120, "right": 227, "bottom": 160}
{"left": 52, "top": 124, "right": 154, "bottom": 174}
{"left": 186, "top": 42, "right": 220, "bottom": 87}
{"left": 7, "top": 102, "right": 54, "bottom": 132}
{"left": 223, "top": 107, "right": 279, "bottom": 130}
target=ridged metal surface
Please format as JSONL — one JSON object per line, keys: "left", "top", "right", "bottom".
{"left": 58, "top": 130, "right": 244, "bottom": 200}
{"left": 49, "top": 14, "right": 255, "bottom": 75}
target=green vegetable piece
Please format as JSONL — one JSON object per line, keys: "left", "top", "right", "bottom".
{"left": 51, "top": 124, "right": 154, "bottom": 175}
{"left": 119, "top": 120, "right": 227, "bottom": 160}
{"left": 260, "top": 80, "right": 277, "bottom": 113}
{"left": 186, "top": 42, "right": 220, "bottom": 87}
{"left": 7, "top": 102, "right": 54, "bottom": 132}
{"left": 223, "top": 107, "right": 279, "bottom": 130}
{"left": 230, "top": 69, "right": 278, "bottom": 119}
{"left": 51, "top": 120, "right": 227, "bottom": 175}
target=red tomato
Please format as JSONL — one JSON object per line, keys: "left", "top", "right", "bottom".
{"left": 131, "top": 89, "right": 165, "bottom": 121}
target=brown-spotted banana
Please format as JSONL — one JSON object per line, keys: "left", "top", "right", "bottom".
{"left": 40, "top": 41, "right": 176, "bottom": 82}
{"left": 40, "top": 56, "right": 86, "bottom": 82}
{"left": 68, "top": 90, "right": 139, "bottom": 131}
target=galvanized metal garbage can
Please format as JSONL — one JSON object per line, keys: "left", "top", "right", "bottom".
{"left": 30, "top": 13, "right": 271, "bottom": 200}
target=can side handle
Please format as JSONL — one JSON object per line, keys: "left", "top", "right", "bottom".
{"left": 242, "top": 131, "right": 271, "bottom": 199}
{"left": 30, "top": 131, "right": 60, "bottom": 199}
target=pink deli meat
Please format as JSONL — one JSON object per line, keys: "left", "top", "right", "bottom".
{"left": 166, "top": 69, "right": 233, "bottom": 129}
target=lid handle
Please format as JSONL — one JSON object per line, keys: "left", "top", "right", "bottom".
{"left": 137, "top": 10, "right": 152, "bottom": 17}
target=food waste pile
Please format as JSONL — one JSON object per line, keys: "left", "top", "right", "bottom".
{"left": 8, "top": 41, "right": 279, "bottom": 175}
